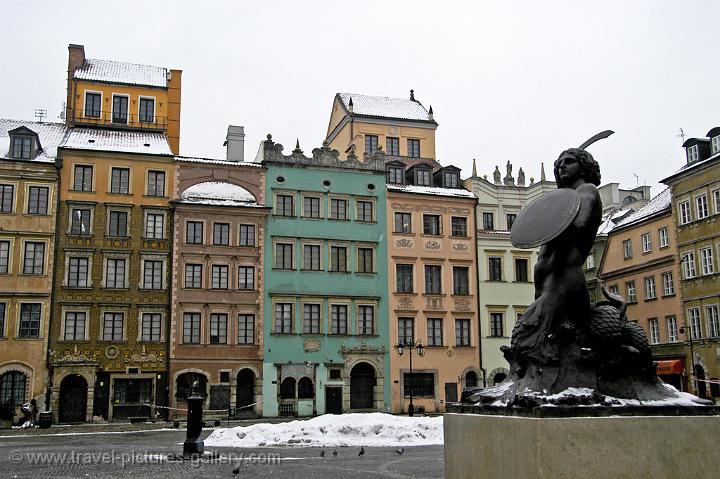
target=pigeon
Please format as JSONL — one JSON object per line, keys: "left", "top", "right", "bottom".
{"left": 394, "top": 448, "right": 404, "bottom": 455}
{"left": 358, "top": 447, "right": 365, "bottom": 456}
{"left": 320, "top": 450, "right": 325, "bottom": 457}
{"left": 232, "top": 465, "right": 240, "bottom": 475}
{"left": 332, "top": 450, "right": 338, "bottom": 457}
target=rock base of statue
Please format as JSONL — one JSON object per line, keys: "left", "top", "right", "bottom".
{"left": 444, "top": 413, "right": 720, "bottom": 479}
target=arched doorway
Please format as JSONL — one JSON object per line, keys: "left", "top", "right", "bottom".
{"left": 695, "top": 365, "right": 707, "bottom": 399}
{"left": 493, "top": 373, "right": 506, "bottom": 385}
{"left": 236, "top": 369, "right": 255, "bottom": 416}
{"left": 279, "top": 377, "right": 296, "bottom": 399}
{"left": 350, "top": 362, "right": 375, "bottom": 409}
{"left": 465, "top": 371, "right": 478, "bottom": 388}
{"left": 59, "top": 375, "right": 88, "bottom": 423}
{"left": 176, "top": 372, "right": 208, "bottom": 402}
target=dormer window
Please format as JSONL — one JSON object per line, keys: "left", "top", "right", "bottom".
{"left": 712, "top": 136, "right": 720, "bottom": 155}
{"left": 11, "top": 137, "right": 32, "bottom": 159}
{"left": 687, "top": 144, "right": 699, "bottom": 163}
{"left": 443, "top": 171, "right": 459, "bottom": 188}
{"left": 387, "top": 166, "right": 404, "bottom": 184}
{"left": 416, "top": 168, "right": 431, "bottom": 186}
{"left": 8, "top": 127, "right": 39, "bottom": 160}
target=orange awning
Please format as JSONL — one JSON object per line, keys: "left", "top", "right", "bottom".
{"left": 655, "top": 359, "right": 684, "bottom": 375}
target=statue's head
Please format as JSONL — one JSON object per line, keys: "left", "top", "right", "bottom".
{"left": 553, "top": 148, "right": 601, "bottom": 187}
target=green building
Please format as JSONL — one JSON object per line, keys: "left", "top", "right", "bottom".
{"left": 258, "top": 137, "right": 389, "bottom": 417}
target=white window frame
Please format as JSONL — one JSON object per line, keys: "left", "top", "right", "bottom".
{"left": 138, "top": 309, "right": 164, "bottom": 342}
{"left": 60, "top": 307, "right": 90, "bottom": 341}
{"left": 641, "top": 233, "right": 651, "bottom": 253}
{"left": 696, "top": 195, "right": 709, "bottom": 220}
{"left": 626, "top": 281, "right": 637, "bottom": 303}
{"left": 644, "top": 276, "right": 656, "bottom": 300}
{"left": 622, "top": 239, "right": 632, "bottom": 259}
{"left": 143, "top": 209, "right": 165, "bottom": 239}
{"left": 682, "top": 251, "right": 696, "bottom": 279}
{"left": 63, "top": 252, "right": 92, "bottom": 288}
{"left": 658, "top": 227, "right": 669, "bottom": 248}
{"left": 301, "top": 241, "right": 323, "bottom": 271}
{"left": 72, "top": 164, "right": 94, "bottom": 192}
{"left": 357, "top": 303, "right": 376, "bottom": 336}
{"left": 700, "top": 247, "right": 714, "bottom": 275}
{"left": 100, "top": 309, "right": 126, "bottom": 342}
{"left": 662, "top": 272, "right": 674, "bottom": 296}
{"left": 714, "top": 189, "right": 720, "bottom": 214}
{"left": 688, "top": 308, "right": 702, "bottom": 339}
{"left": 679, "top": 200, "right": 691, "bottom": 225}
{"left": 706, "top": 305, "right": 720, "bottom": 339}
{"left": 146, "top": 169, "right": 166, "bottom": 197}
{"left": 0, "top": 238, "right": 14, "bottom": 275}
{"left": 109, "top": 166, "right": 131, "bottom": 194}
{"left": 666, "top": 316, "right": 678, "bottom": 343}
{"left": 103, "top": 254, "right": 130, "bottom": 289}
{"left": 137, "top": 95, "right": 157, "bottom": 124}
{"left": 25, "top": 183, "right": 51, "bottom": 215}
{"left": 687, "top": 144, "right": 698, "bottom": 163}
{"left": 648, "top": 318, "right": 660, "bottom": 345}
{"left": 106, "top": 206, "right": 131, "bottom": 238}
{"left": 111, "top": 93, "right": 130, "bottom": 125}
{"left": 0, "top": 181, "right": 18, "bottom": 213}
{"left": 712, "top": 136, "right": 720, "bottom": 154}
{"left": 302, "top": 193, "right": 323, "bottom": 219}
{"left": 21, "top": 239, "right": 47, "bottom": 275}
{"left": 140, "top": 254, "right": 166, "bottom": 290}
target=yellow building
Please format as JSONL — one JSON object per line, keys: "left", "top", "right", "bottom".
{"left": 65, "top": 44, "right": 182, "bottom": 155}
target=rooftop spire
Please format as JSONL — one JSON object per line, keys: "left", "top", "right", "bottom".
{"left": 348, "top": 96, "right": 353, "bottom": 113}
{"left": 410, "top": 89, "right": 415, "bottom": 101}
{"left": 428, "top": 105, "right": 434, "bottom": 121}
{"left": 540, "top": 162, "right": 546, "bottom": 181}
{"left": 472, "top": 158, "right": 477, "bottom": 177}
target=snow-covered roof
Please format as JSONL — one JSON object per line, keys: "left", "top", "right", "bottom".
{"left": 613, "top": 188, "right": 671, "bottom": 230}
{"left": 62, "top": 128, "right": 172, "bottom": 156}
{"left": 179, "top": 181, "right": 260, "bottom": 207}
{"left": 338, "top": 93, "right": 433, "bottom": 122}
{"left": 387, "top": 183, "right": 476, "bottom": 198}
{"left": 0, "top": 119, "right": 68, "bottom": 162}
{"left": 74, "top": 58, "right": 168, "bottom": 88}
{"left": 175, "top": 156, "right": 263, "bottom": 168}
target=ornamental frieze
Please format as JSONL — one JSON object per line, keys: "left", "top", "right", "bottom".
{"left": 426, "top": 297, "right": 444, "bottom": 311}
{"left": 340, "top": 344, "right": 387, "bottom": 354}
{"left": 424, "top": 240, "right": 441, "bottom": 250}
{"left": 395, "top": 239, "right": 413, "bottom": 248}
{"left": 453, "top": 243, "right": 469, "bottom": 251}
{"left": 454, "top": 298, "right": 472, "bottom": 311}
{"left": 397, "top": 297, "right": 414, "bottom": 309}
{"left": 391, "top": 204, "right": 471, "bottom": 216}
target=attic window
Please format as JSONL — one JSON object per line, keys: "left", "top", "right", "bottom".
{"left": 415, "top": 168, "right": 432, "bottom": 186}
{"left": 443, "top": 171, "right": 459, "bottom": 188}
{"left": 10, "top": 136, "right": 33, "bottom": 159}
{"left": 712, "top": 136, "right": 720, "bottom": 155}
{"left": 387, "top": 166, "right": 404, "bottom": 184}
{"left": 687, "top": 145, "right": 699, "bottom": 163}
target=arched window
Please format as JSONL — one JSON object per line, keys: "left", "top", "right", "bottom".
{"left": 298, "top": 377, "right": 314, "bottom": 399}
{"left": 175, "top": 372, "right": 207, "bottom": 400}
{"left": 0, "top": 371, "right": 27, "bottom": 406}
{"left": 465, "top": 371, "right": 478, "bottom": 388}
{"left": 280, "top": 377, "right": 296, "bottom": 399}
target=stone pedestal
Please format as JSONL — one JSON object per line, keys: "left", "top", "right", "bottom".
{"left": 444, "top": 413, "right": 720, "bottom": 479}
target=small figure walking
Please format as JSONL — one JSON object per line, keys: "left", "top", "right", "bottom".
{"left": 20, "top": 399, "right": 38, "bottom": 428}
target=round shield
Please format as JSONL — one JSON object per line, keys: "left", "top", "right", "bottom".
{"left": 510, "top": 188, "right": 580, "bottom": 248}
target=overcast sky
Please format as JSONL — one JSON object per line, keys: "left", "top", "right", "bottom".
{"left": 3, "top": 0, "right": 718, "bottom": 195}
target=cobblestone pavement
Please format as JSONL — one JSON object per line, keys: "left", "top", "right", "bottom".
{"left": 0, "top": 429, "right": 444, "bottom": 478}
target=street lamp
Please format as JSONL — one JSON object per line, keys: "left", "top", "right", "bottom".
{"left": 396, "top": 339, "right": 424, "bottom": 416}
{"left": 679, "top": 321, "right": 697, "bottom": 395}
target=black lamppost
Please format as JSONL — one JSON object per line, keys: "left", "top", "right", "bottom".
{"left": 679, "top": 321, "right": 697, "bottom": 395}
{"left": 396, "top": 339, "right": 424, "bottom": 417}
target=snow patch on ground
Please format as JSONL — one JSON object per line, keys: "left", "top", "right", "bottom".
{"left": 205, "top": 413, "right": 444, "bottom": 448}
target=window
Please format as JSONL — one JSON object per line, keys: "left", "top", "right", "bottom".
{"left": 141, "top": 313, "right": 162, "bottom": 341}
{"left": 451, "top": 217, "right": 467, "bottom": 237}
{"left": 85, "top": 92, "right": 101, "bottom": 117}
{"left": 387, "top": 137, "right": 399, "bottom": 155}
{"left": 238, "top": 266, "right": 254, "bottom": 290}
{"left": 425, "top": 265, "right": 442, "bottom": 294}
{"left": 0, "top": 371, "right": 26, "bottom": 406}
{"left": 143, "top": 260, "right": 163, "bottom": 289}
{"left": 396, "top": 264, "right": 414, "bottom": 293}
{"left": 679, "top": 201, "right": 691, "bottom": 225}
{"left": 427, "top": 318, "right": 443, "bottom": 346}
{"left": 689, "top": 308, "right": 702, "bottom": 339}
{"left": 659, "top": 227, "right": 669, "bottom": 248}
{"left": 27, "top": 186, "right": 49, "bottom": 215}
{"left": 403, "top": 373, "right": 434, "bottom": 398}
{"left": 358, "top": 247, "right": 374, "bottom": 273}
{"left": 275, "top": 242, "right": 293, "bottom": 270}
{"left": 407, "top": 139, "right": 420, "bottom": 158}
{"left": 398, "top": 318, "right": 414, "bottom": 345}
{"left": 112, "top": 95, "right": 129, "bottom": 124}
{"left": 145, "top": 212, "right": 164, "bottom": 239}
{"left": 394, "top": 212, "right": 412, "bottom": 233}
{"left": 303, "top": 304, "right": 321, "bottom": 334}
{"left": 110, "top": 167, "right": 130, "bottom": 194}
{"left": 0, "top": 185, "right": 14, "bottom": 212}
{"left": 626, "top": 281, "right": 637, "bottom": 303}
{"left": 73, "top": 165, "right": 93, "bottom": 191}
{"left": 23, "top": 242, "right": 44, "bottom": 274}
{"left": 67, "top": 257, "right": 89, "bottom": 287}
{"left": 239, "top": 224, "right": 256, "bottom": 246}
{"left": 416, "top": 168, "right": 431, "bottom": 186}
{"left": 211, "top": 265, "right": 229, "bottom": 289}
{"left": 622, "top": 239, "right": 633, "bottom": 259}
{"left": 330, "top": 246, "right": 347, "bottom": 272}
{"left": 0, "top": 241, "right": 9, "bottom": 274}
{"left": 139, "top": 97, "right": 155, "bottom": 123}
{"left": 358, "top": 305, "right": 374, "bottom": 335}
{"left": 648, "top": 319, "right": 660, "bottom": 345}
{"left": 357, "top": 201, "right": 373, "bottom": 222}
{"left": 444, "top": 171, "right": 459, "bottom": 188}
{"left": 276, "top": 194, "right": 294, "bottom": 216}
{"left": 113, "top": 379, "right": 152, "bottom": 404}
{"left": 330, "top": 198, "right": 347, "bottom": 220}
{"left": 331, "top": 305, "right": 348, "bottom": 335}
{"left": 186, "top": 221, "right": 203, "bottom": 244}
{"left": 707, "top": 306, "right": 720, "bottom": 338}
{"left": 641, "top": 233, "right": 651, "bottom": 253}
{"left": 666, "top": 316, "right": 678, "bottom": 343}
{"left": 662, "top": 272, "right": 674, "bottom": 296}
{"left": 108, "top": 210, "right": 128, "bottom": 237}
{"left": 586, "top": 253, "right": 595, "bottom": 270}
{"left": 213, "top": 223, "right": 230, "bottom": 246}
{"left": 17, "top": 303, "right": 40, "bottom": 338}
{"left": 303, "top": 196, "right": 321, "bottom": 218}
{"left": 482, "top": 212, "right": 494, "bottom": 230}
{"left": 274, "top": 303, "right": 292, "bottom": 333}
{"left": 713, "top": 136, "right": 720, "bottom": 154}
{"left": 700, "top": 247, "right": 714, "bottom": 275}
{"left": 185, "top": 264, "right": 202, "bottom": 288}
{"left": 102, "top": 312, "right": 124, "bottom": 341}
{"left": 453, "top": 266, "right": 469, "bottom": 295}
{"left": 106, "top": 258, "right": 127, "bottom": 288}
{"left": 488, "top": 257, "right": 502, "bottom": 281}
{"left": 490, "top": 312, "right": 504, "bottom": 337}
{"left": 715, "top": 189, "right": 720, "bottom": 214}
{"left": 696, "top": 195, "right": 709, "bottom": 219}
{"left": 682, "top": 251, "right": 696, "bottom": 279}
{"left": 64, "top": 311, "right": 86, "bottom": 341}
{"left": 11, "top": 137, "right": 32, "bottom": 159}
{"left": 687, "top": 144, "right": 699, "bottom": 162}
{"left": 608, "top": 285, "right": 619, "bottom": 295}
{"left": 183, "top": 313, "right": 201, "bottom": 344}
{"left": 423, "top": 215, "right": 441, "bottom": 235}
{"left": 455, "top": 319, "right": 470, "bottom": 346}
{"left": 301, "top": 244, "right": 321, "bottom": 271}
{"left": 365, "top": 135, "right": 378, "bottom": 154}
{"left": 387, "top": 166, "right": 404, "bottom": 184}
{"left": 210, "top": 313, "right": 228, "bottom": 344}
{"left": 506, "top": 214, "right": 517, "bottom": 230}
{"left": 238, "top": 314, "right": 255, "bottom": 344}
{"left": 515, "top": 258, "right": 528, "bottom": 282}
{"left": 147, "top": 171, "right": 165, "bottom": 196}
{"left": 645, "top": 277, "right": 656, "bottom": 300}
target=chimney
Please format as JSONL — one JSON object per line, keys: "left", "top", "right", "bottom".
{"left": 66, "top": 44, "right": 86, "bottom": 125}
{"left": 225, "top": 125, "right": 245, "bottom": 162}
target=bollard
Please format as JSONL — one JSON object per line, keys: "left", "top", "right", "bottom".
{"left": 183, "top": 380, "right": 205, "bottom": 456}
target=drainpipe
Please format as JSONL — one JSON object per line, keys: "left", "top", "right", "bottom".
{"left": 472, "top": 186, "right": 485, "bottom": 386}
{"left": 46, "top": 155, "right": 63, "bottom": 412}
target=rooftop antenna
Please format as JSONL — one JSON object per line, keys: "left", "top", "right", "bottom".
{"left": 677, "top": 128, "right": 686, "bottom": 142}
{"left": 34, "top": 108, "right": 47, "bottom": 123}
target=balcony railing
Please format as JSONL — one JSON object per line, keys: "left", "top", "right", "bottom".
{"left": 68, "top": 108, "right": 168, "bottom": 130}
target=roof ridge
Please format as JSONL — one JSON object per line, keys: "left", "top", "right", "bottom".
{"left": 85, "top": 57, "right": 167, "bottom": 70}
